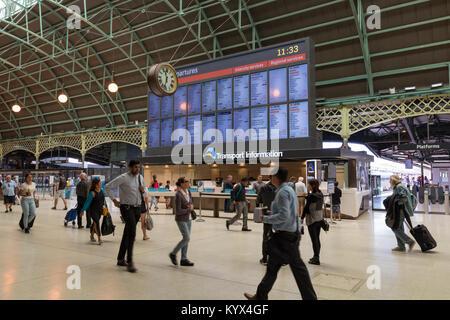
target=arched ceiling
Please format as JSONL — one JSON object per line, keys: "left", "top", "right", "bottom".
{"left": 0, "top": 0, "right": 449, "bottom": 140}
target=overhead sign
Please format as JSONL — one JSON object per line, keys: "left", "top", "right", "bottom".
{"left": 393, "top": 143, "right": 450, "bottom": 151}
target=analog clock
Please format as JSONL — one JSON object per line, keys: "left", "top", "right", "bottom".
{"left": 147, "top": 63, "right": 178, "bottom": 97}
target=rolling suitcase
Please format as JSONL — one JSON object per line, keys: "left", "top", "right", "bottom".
{"left": 405, "top": 214, "right": 436, "bottom": 252}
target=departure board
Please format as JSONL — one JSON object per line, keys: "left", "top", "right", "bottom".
{"left": 188, "top": 84, "right": 201, "bottom": 114}
{"left": 234, "top": 74, "right": 249, "bottom": 108}
{"left": 148, "top": 93, "right": 160, "bottom": 119}
{"left": 148, "top": 120, "right": 160, "bottom": 147}
{"left": 251, "top": 106, "right": 268, "bottom": 140}
{"left": 174, "top": 86, "right": 187, "bottom": 116}
{"left": 188, "top": 115, "right": 201, "bottom": 145}
{"left": 161, "top": 95, "right": 173, "bottom": 117}
{"left": 174, "top": 116, "right": 186, "bottom": 145}
{"left": 148, "top": 37, "right": 315, "bottom": 149}
{"left": 289, "top": 101, "right": 309, "bottom": 138}
{"left": 161, "top": 118, "right": 173, "bottom": 146}
{"left": 217, "top": 111, "right": 232, "bottom": 142}
{"left": 269, "top": 104, "right": 288, "bottom": 139}
{"left": 202, "top": 113, "right": 216, "bottom": 143}
{"left": 217, "top": 78, "right": 232, "bottom": 110}
{"left": 269, "top": 68, "right": 287, "bottom": 103}
{"left": 251, "top": 71, "right": 267, "bottom": 106}
{"left": 289, "top": 64, "right": 308, "bottom": 101}
{"left": 234, "top": 108, "right": 250, "bottom": 141}
{"left": 202, "top": 80, "right": 216, "bottom": 112}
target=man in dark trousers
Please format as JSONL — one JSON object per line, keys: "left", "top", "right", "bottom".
{"left": 244, "top": 167, "right": 317, "bottom": 300}
{"left": 257, "top": 176, "right": 277, "bottom": 265}
{"left": 105, "top": 160, "right": 146, "bottom": 273}
{"left": 76, "top": 173, "right": 89, "bottom": 229}
{"left": 332, "top": 181, "right": 343, "bottom": 221}
{"left": 226, "top": 177, "right": 251, "bottom": 232}
{"left": 222, "top": 175, "right": 233, "bottom": 212}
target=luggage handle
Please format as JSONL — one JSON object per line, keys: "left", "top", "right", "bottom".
{"left": 403, "top": 208, "right": 414, "bottom": 232}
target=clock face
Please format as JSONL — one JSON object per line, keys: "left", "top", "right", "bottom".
{"left": 157, "top": 66, "right": 176, "bottom": 94}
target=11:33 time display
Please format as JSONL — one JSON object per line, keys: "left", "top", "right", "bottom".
{"left": 276, "top": 45, "right": 299, "bottom": 57}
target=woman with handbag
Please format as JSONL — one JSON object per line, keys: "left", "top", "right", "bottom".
{"left": 19, "top": 173, "right": 37, "bottom": 234}
{"left": 80, "top": 178, "right": 106, "bottom": 245}
{"left": 301, "top": 179, "right": 324, "bottom": 265}
{"left": 169, "top": 177, "right": 195, "bottom": 267}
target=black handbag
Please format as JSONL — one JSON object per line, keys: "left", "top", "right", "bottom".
{"left": 191, "top": 210, "right": 197, "bottom": 220}
{"left": 101, "top": 213, "right": 115, "bottom": 236}
{"left": 138, "top": 176, "right": 147, "bottom": 214}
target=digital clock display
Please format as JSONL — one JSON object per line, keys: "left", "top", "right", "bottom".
{"left": 276, "top": 45, "right": 299, "bottom": 57}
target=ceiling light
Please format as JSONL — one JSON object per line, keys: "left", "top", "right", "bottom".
{"left": 431, "top": 83, "right": 443, "bottom": 89}
{"left": 404, "top": 86, "right": 416, "bottom": 92}
{"left": 58, "top": 92, "right": 68, "bottom": 103}
{"left": 108, "top": 81, "right": 119, "bottom": 93}
{"left": 378, "top": 89, "right": 390, "bottom": 95}
{"left": 11, "top": 103, "right": 21, "bottom": 113}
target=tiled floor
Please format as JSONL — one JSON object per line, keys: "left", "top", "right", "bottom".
{"left": 0, "top": 198, "right": 449, "bottom": 300}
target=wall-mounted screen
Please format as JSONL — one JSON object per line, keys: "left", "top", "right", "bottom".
{"left": 234, "top": 108, "right": 249, "bottom": 141}
{"left": 148, "top": 38, "right": 315, "bottom": 151}
{"left": 174, "top": 86, "right": 187, "bottom": 116}
{"left": 202, "top": 113, "right": 216, "bottom": 143}
{"left": 161, "top": 118, "right": 173, "bottom": 146}
{"left": 269, "top": 68, "right": 287, "bottom": 104}
{"left": 251, "top": 71, "right": 267, "bottom": 106}
{"left": 289, "top": 64, "right": 308, "bottom": 101}
{"left": 289, "top": 102, "right": 309, "bottom": 138}
{"left": 188, "top": 115, "right": 201, "bottom": 145}
{"left": 161, "top": 95, "right": 173, "bottom": 117}
{"left": 202, "top": 80, "right": 216, "bottom": 112}
{"left": 174, "top": 116, "right": 186, "bottom": 145}
{"left": 148, "top": 93, "right": 160, "bottom": 119}
{"left": 217, "top": 78, "right": 232, "bottom": 110}
{"left": 251, "top": 106, "right": 268, "bottom": 140}
{"left": 217, "top": 111, "right": 232, "bottom": 142}
{"left": 269, "top": 104, "right": 287, "bottom": 139}
{"left": 188, "top": 84, "right": 201, "bottom": 114}
{"left": 234, "top": 74, "right": 249, "bottom": 108}
{"left": 148, "top": 120, "right": 160, "bottom": 147}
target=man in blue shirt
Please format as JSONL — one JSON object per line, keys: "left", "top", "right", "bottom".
{"left": 2, "top": 175, "right": 18, "bottom": 213}
{"left": 244, "top": 167, "right": 317, "bottom": 300}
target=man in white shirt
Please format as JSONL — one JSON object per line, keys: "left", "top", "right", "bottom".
{"left": 295, "top": 177, "right": 307, "bottom": 216}
{"left": 105, "top": 159, "right": 147, "bottom": 273}
{"left": 2, "top": 175, "right": 17, "bottom": 213}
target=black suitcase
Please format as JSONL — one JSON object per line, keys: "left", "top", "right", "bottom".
{"left": 19, "top": 214, "right": 36, "bottom": 230}
{"left": 405, "top": 214, "right": 436, "bottom": 252}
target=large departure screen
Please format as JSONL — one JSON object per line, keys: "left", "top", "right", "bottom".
{"left": 202, "top": 81, "right": 216, "bottom": 112}
{"left": 217, "top": 78, "right": 232, "bottom": 110}
{"left": 148, "top": 38, "right": 314, "bottom": 149}
{"left": 217, "top": 111, "right": 232, "bottom": 142}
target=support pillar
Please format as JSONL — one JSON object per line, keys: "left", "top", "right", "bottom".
{"left": 81, "top": 134, "right": 86, "bottom": 172}
{"left": 35, "top": 156, "right": 39, "bottom": 170}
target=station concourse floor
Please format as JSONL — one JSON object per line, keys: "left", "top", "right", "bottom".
{"left": 0, "top": 198, "right": 449, "bottom": 300}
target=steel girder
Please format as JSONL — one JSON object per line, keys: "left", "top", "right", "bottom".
{"left": 316, "top": 95, "right": 450, "bottom": 145}
{"left": 0, "top": 1, "right": 121, "bottom": 127}
{"left": 0, "top": 125, "right": 147, "bottom": 159}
